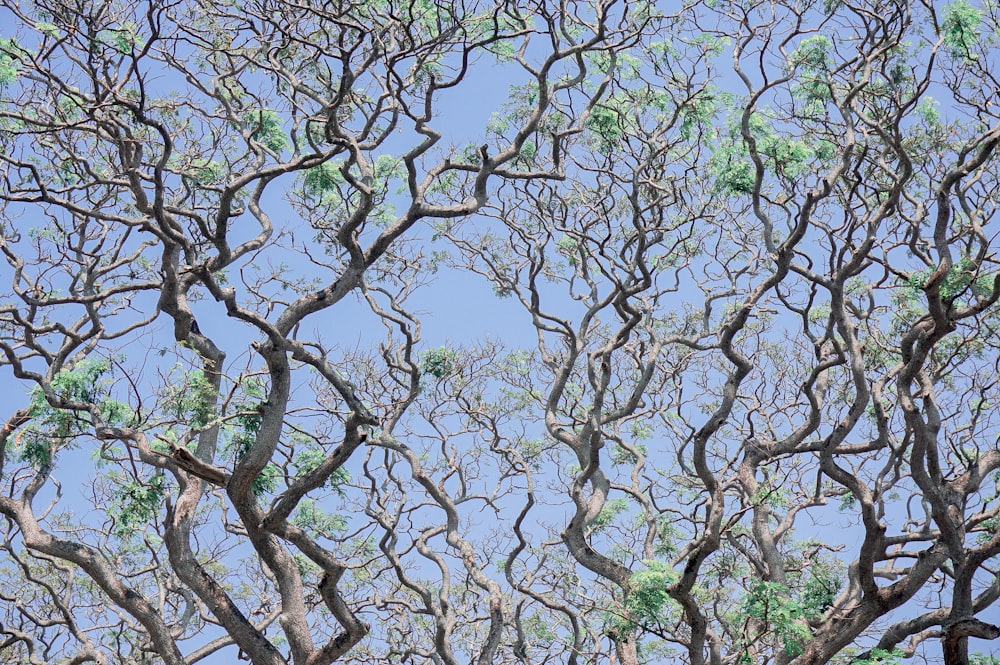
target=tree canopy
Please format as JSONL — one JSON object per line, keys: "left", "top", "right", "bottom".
{"left": 1, "top": 0, "right": 999, "bottom": 664}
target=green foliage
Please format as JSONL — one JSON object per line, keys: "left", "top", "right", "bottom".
{"left": 761, "top": 134, "right": 812, "bottom": 175}
{"left": 217, "top": 378, "right": 281, "bottom": 496}
{"left": 970, "top": 654, "right": 1000, "bottom": 665}
{"left": 556, "top": 235, "right": 581, "bottom": 266}
{"left": 790, "top": 35, "right": 833, "bottom": 70}
{"left": 514, "top": 140, "right": 536, "bottom": 166}
{"left": 521, "top": 612, "right": 558, "bottom": 646}
{"left": 653, "top": 515, "right": 679, "bottom": 557}
{"left": 163, "top": 369, "right": 215, "bottom": 428}
{"left": 221, "top": 376, "right": 265, "bottom": 461}
{"left": 14, "top": 430, "right": 54, "bottom": 469}
{"left": 710, "top": 111, "right": 815, "bottom": 195}
{"left": 691, "top": 32, "right": 730, "bottom": 56}
{"left": 97, "top": 22, "right": 142, "bottom": 54}
{"left": 679, "top": 88, "right": 727, "bottom": 140}
{"left": 36, "top": 21, "right": 59, "bottom": 37}
{"left": 251, "top": 463, "right": 281, "bottom": 496}
{"left": 851, "top": 647, "right": 904, "bottom": 664}
{"left": 227, "top": 408, "right": 261, "bottom": 460}
{"left": 942, "top": 0, "right": 982, "bottom": 58}
{"left": 293, "top": 553, "right": 320, "bottom": 577}
{"left": 0, "top": 38, "right": 22, "bottom": 88}
{"left": 17, "top": 360, "right": 123, "bottom": 467}
{"left": 588, "top": 50, "right": 643, "bottom": 79}
{"left": 293, "top": 447, "right": 351, "bottom": 493}
{"left": 790, "top": 35, "right": 833, "bottom": 103}
{"left": 608, "top": 561, "right": 678, "bottom": 638}
{"left": 611, "top": 442, "right": 647, "bottom": 465}
{"left": 291, "top": 498, "right": 347, "bottom": 536}
{"left": 486, "top": 112, "right": 510, "bottom": 137}
{"left": 916, "top": 96, "right": 941, "bottom": 124}
{"left": 906, "top": 257, "right": 977, "bottom": 300}
{"left": 36, "top": 359, "right": 110, "bottom": 408}
{"left": 484, "top": 36, "right": 517, "bottom": 61}
{"left": 293, "top": 447, "right": 324, "bottom": 476}
{"left": 629, "top": 421, "right": 654, "bottom": 440}
{"left": 589, "top": 497, "right": 629, "bottom": 531}
{"left": 428, "top": 170, "right": 458, "bottom": 197}
{"left": 486, "top": 80, "right": 541, "bottom": 141}
{"left": 110, "top": 474, "right": 165, "bottom": 538}
{"left": 421, "top": 346, "right": 458, "bottom": 379}
{"left": 373, "top": 154, "right": 404, "bottom": 180}
{"left": 302, "top": 161, "right": 344, "bottom": 201}
{"left": 977, "top": 516, "right": 997, "bottom": 544}
{"left": 100, "top": 398, "right": 135, "bottom": 428}
{"left": 243, "top": 109, "right": 289, "bottom": 152}
{"left": 752, "top": 477, "right": 789, "bottom": 508}
{"left": 800, "top": 572, "right": 839, "bottom": 618}
{"left": 712, "top": 146, "right": 756, "bottom": 195}
{"left": 189, "top": 159, "right": 225, "bottom": 185}
{"left": 628, "top": 560, "right": 678, "bottom": 622}
{"left": 586, "top": 103, "right": 624, "bottom": 153}
{"left": 744, "top": 581, "right": 812, "bottom": 657}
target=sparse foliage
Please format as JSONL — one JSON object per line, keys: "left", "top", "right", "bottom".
{"left": 1, "top": 0, "right": 999, "bottom": 664}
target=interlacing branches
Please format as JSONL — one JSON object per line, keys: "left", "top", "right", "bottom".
{"left": 0, "top": 0, "right": 999, "bottom": 664}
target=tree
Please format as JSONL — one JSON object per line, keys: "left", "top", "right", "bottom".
{"left": 0, "top": 0, "right": 999, "bottom": 663}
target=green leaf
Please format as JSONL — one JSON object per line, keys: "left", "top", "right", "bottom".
{"left": 744, "top": 581, "right": 812, "bottom": 657}
{"left": 800, "top": 573, "right": 839, "bottom": 618}
{"left": 421, "top": 346, "right": 458, "bottom": 379}
{"left": 243, "top": 109, "right": 289, "bottom": 152}
{"left": 252, "top": 463, "right": 281, "bottom": 496}
{"left": 942, "top": 0, "right": 982, "bottom": 58}
{"left": 302, "top": 161, "right": 344, "bottom": 200}
{"left": 291, "top": 498, "right": 347, "bottom": 536}
{"left": 627, "top": 560, "right": 678, "bottom": 623}
{"left": 790, "top": 35, "right": 833, "bottom": 70}
{"left": 589, "top": 497, "right": 629, "bottom": 530}
{"left": 0, "top": 38, "right": 23, "bottom": 88}
{"left": 585, "top": 104, "right": 623, "bottom": 153}
{"left": 110, "top": 473, "right": 165, "bottom": 539}
{"left": 36, "top": 22, "right": 59, "bottom": 37}
{"left": 852, "top": 647, "right": 905, "bottom": 665}
{"left": 163, "top": 369, "right": 215, "bottom": 428}
{"left": 293, "top": 447, "right": 351, "bottom": 493}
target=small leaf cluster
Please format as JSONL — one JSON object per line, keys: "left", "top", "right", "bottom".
{"left": 421, "top": 346, "right": 458, "bottom": 379}
{"left": 800, "top": 572, "right": 839, "bottom": 618}
{"left": 851, "top": 647, "right": 905, "bottom": 664}
{"left": 302, "top": 161, "right": 345, "bottom": 201}
{"left": 678, "top": 88, "right": 728, "bottom": 141}
{"left": 607, "top": 560, "right": 679, "bottom": 639}
{"left": 96, "top": 22, "right": 142, "bottom": 54}
{"left": 0, "top": 38, "right": 23, "bottom": 88}
{"left": 710, "top": 112, "right": 814, "bottom": 196}
{"left": 291, "top": 499, "right": 347, "bottom": 537}
{"left": 293, "top": 447, "right": 351, "bottom": 493}
{"left": 163, "top": 369, "right": 215, "bottom": 428}
{"left": 588, "top": 497, "right": 629, "bottom": 532}
{"left": 251, "top": 463, "right": 281, "bottom": 496}
{"left": 789, "top": 35, "right": 834, "bottom": 103}
{"left": 18, "top": 360, "right": 126, "bottom": 467}
{"left": 905, "top": 257, "right": 980, "bottom": 300}
{"left": 744, "top": 581, "right": 813, "bottom": 657}
{"left": 242, "top": 109, "right": 289, "bottom": 153}
{"left": 627, "top": 560, "right": 678, "bottom": 623}
{"left": 941, "top": 0, "right": 982, "bottom": 59}
{"left": 110, "top": 473, "right": 166, "bottom": 539}
{"left": 585, "top": 104, "right": 624, "bottom": 154}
